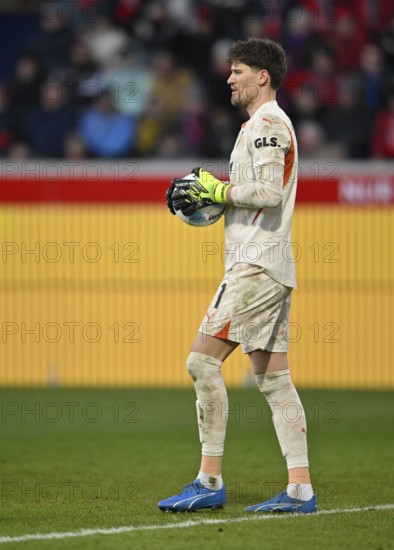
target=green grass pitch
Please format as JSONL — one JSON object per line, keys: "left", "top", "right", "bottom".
{"left": 0, "top": 388, "right": 393, "bottom": 549}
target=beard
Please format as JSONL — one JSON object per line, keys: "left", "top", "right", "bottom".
{"left": 230, "top": 91, "right": 245, "bottom": 108}
{"left": 230, "top": 86, "right": 259, "bottom": 108}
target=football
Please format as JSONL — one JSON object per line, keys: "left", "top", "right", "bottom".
{"left": 173, "top": 173, "right": 226, "bottom": 227}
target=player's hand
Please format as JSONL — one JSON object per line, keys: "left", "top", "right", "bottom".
{"left": 171, "top": 167, "right": 230, "bottom": 216}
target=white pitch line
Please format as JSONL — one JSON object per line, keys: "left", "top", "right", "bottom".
{"left": 0, "top": 504, "right": 393, "bottom": 545}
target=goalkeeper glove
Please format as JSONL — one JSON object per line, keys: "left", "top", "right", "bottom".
{"left": 165, "top": 178, "right": 177, "bottom": 215}
{"left": 171, "top": 167, "right": 230, "bottom": 216}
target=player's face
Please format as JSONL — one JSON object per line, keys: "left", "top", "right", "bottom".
{"left": 227, "top": 63, "right": 266, "bottom": 108}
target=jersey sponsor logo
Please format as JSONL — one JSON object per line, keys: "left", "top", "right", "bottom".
{"left": 254, "top": 136, "right": 280, "bottom": 148}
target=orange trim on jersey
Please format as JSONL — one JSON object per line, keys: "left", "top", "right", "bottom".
{"left": 241, "top": 122, "right": 247, "bottom": 128}
{"left": 283, "top": 123, "right": 295, "bottom": 188}
{"left": 214, "top": 320, "right": 231, "bottom": 340}
{"left": 262, "top": 117, "right": 272, "bottom": 124}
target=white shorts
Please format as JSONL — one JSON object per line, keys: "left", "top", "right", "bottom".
{"left": 199, "top": 263, "right": 292, "bottom": 353}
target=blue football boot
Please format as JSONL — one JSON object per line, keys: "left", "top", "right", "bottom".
{"left": 245, "top": 490, "right": 317, "bottom": 513}
{"left": 158, "top": 480, "right": 226, "bottom": 512}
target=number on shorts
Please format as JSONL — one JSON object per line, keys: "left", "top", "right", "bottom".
{"left": 214, "top": 283, "right": 227, "bottom": 309}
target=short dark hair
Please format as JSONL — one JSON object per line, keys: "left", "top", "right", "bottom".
{"left": 227, "top": 38, "right": 287, "bottom": 90}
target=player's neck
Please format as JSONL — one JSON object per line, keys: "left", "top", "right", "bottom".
{"left": 246, "top": 90, "right": 276, "bottom": 118}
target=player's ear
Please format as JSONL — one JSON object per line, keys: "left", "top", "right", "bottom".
{"left": 259, "top": 69, "right": 269, "bottom": 85}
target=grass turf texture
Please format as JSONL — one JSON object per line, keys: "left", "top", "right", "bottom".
{"left": 0, "top": 388, "right": 393, "bottom": 549}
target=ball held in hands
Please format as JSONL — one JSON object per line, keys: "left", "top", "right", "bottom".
{"left": 167, "top": 167, "right": 230, "bottom": 217}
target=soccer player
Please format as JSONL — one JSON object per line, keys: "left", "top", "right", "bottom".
{"left": 159, "top": 38, "right": 316, "bottom": 514}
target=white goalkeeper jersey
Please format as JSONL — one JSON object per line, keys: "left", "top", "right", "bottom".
{"left": 225, "top": 100, "right": 298, "bottom": 288}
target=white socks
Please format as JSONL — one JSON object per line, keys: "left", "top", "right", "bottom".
{"left": 197, "top": 475, "right": 313, "bottom": 500}
{"left": 189, "top": 360, "right": 314, "bottom": 499}
{"left": 197, "top": 471, "right": 224, "bottom": 490}
{"left": 254, "top": 370, "right": 310, "bottom": 469}
{"left": 187, "top": 352, "right": 228, "bottom": 457}
{"left": 287, "top": 482, "right": 314, "bottom": 501}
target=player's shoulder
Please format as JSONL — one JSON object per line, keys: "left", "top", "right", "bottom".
{"left": 260, "top": 102, "right": 294, "bottom": 131}
{"left": 247, "top": 103, "right": 291, "bottom": 131}
{"left": 246, "top": 102, "right": 294, "bottom": 150}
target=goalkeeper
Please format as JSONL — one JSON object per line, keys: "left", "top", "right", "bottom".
{"left": 158, "top": 38, "right": 316, "bottom": 514}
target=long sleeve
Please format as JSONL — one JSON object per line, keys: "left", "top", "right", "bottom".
{"left": 230, "top": 115, "right": 292, "bottom": 209}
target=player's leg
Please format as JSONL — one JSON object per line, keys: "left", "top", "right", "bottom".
{"left": 158, "top": 332, "right": 238, "bottom": 512}
{"left": 189, "top": 332, "right": 238, "bottom": 486}
{"left": 158, "top": 264, "right": 297, "bottom": 512}
{"left": 244, "top": 349, "right": 316, "bottom": 513}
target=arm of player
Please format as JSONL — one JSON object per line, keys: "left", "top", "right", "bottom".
{"left": 227, "top": 163, "right": 284, "bottom": 208}
{"left": 227, "top": 117, "right": 291, "bottom": 209}
{"left": 171, "top": 163, "right": 284, "bottom": 214}
{"left": 169, "top": 116, "right": 292, "bottom": 214}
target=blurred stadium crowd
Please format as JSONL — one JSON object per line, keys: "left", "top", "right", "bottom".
{"left": 0, "top": 0, "right": 394, "bottom": 160}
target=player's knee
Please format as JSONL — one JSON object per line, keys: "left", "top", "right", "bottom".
{"left": 186, "top": 352, "right": 199, "bottom": 381}
{"left": 186, "top": 351, "right": 222, "bottom": 383}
